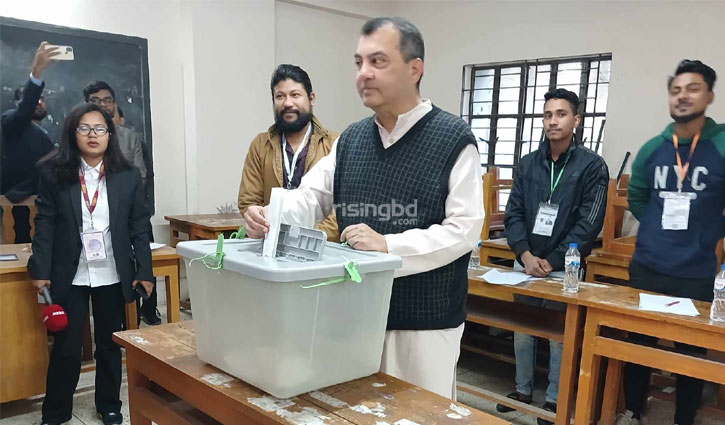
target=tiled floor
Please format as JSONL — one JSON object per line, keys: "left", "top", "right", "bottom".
{"left": 1, "top": 278, "right": 723, "bottom": 424}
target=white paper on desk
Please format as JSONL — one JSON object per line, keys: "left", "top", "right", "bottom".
{"left": 480, "top": 269, "right": 533, "bottom": 285}
{"left": 150, "top": 243, "right": 166, "bottom": 250}
{"left": 638, "top": 293, "right": 700, "bottom": 316}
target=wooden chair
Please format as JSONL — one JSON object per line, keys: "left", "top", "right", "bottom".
{"left": 587, "top": 175, "right": 724, "bottom": 282}
{"left": 0, "top": 195, "right": 37, "bottom": 244}
{"left": 599, "top": 175, "right": 635, "bottom": 260}
{"left": 479, "top": 167, "right": 515, "bottom": 266}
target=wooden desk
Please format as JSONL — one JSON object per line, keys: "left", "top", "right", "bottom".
{"left": 164, "top": 214, "right": 244, "bottom": 248}
{"left": 0, "top": 243, "right": 47, "bottom": 402}
{"left": 114, "top": 321, "right": 509, "bottom": 425}
{"left": 0, "top": 244, "right": 182, "bottom": 402}
{"left": 466, "top": 268, "right": 594, "bottom": 425}
{"left": 573, "top": 286, "right": 725, "bottom": 425}
{"left": 479, "top": 238, "right": 515, "bottom": 267}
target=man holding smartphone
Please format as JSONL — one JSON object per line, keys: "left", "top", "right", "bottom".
{"left": 1, "top": 42, "right": 59, "bottom": 243}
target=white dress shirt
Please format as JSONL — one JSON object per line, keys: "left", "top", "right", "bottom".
{"left": 277, "top": 99, "right": 484, "bottom": 277}
{"left": 72, "top": 159, "right": 120, "bottom": 287}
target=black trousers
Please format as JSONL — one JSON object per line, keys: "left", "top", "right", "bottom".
{"left": 623, "top": 260, "right": 714, "bottom": 425}
{"left": 42, "top": 284, "right": 126, "bottom": 423}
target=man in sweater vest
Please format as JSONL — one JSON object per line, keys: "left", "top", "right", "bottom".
{"left": 244, "top": 17, "right": 484, "bottom": 399}
{"left": 618, "top": 60, "right": 725, "bottom": 425}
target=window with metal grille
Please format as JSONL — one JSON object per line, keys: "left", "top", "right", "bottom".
{"left": 461, "top": 53, "right": 612, "bottom": 183}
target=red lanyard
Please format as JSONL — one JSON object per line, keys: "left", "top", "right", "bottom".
{"left": 78, "top": 163, "right": 105, "bottom": 215}
{"left": 672, "top": 132, "right": 699, "bottom": 190}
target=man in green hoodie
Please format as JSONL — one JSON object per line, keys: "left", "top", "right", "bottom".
{"left": 619, "top": 60, "right": 725, "bottom": 425}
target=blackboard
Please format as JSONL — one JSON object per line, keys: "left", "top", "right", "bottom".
{"left": 0, "top": 16, "right": 154, "bottom": 210}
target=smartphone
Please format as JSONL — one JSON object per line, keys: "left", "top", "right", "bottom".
{"left": 135, "top": 283, "right": 150, "bottom": 300}
{"left": 47, "top": 45, "right": 74, "bottom": 61}
{"left": 0, "top": 254, "right": 19, "bottom": 261}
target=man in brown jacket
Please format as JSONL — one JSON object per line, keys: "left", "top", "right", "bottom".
{"left": 238, "top": 64, "right": 339, "bottom": 241}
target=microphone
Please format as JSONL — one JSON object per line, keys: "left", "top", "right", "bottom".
{"left": 41, "top": 287, "right": 68, "bottom": 332}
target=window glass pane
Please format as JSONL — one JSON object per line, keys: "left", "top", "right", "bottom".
{"left": 472, "top": 127, "right": 490, "bottom": 142}
{"left": 477, "top": 141, "right": 489, "bottom": 156}
{"left": 525, "top": 88, "right": 534, "bottom": 114}
{"left": 537, "top": 64, "right": 551, "bottom": 72}
{"left": 498, "top": 191, "right": 510, "bottom": 210}
{"left": 475, "top": 76, "right": 494, "bottom": 89}
{"left": 499, "top": 168, "right": 513, "bottom": 179}
{"left": 473, "top": 102, "right": 492, "bottom": 115}
{"left": 461, "top": 91, "right": 470, "bottom": 115}
{"left": 498, "top": 118, "right": 518, "bottom": 129}
{"left": 535, "top": 72, "right": 550, "bottom": 87}
{"left": 498, "top": 101, "right": 518, "bottom": 114}
{"left": 499, "top": 87, "right": 520, "bottom": 101}
{"left": 534, "top": 100, "right": 545, "bottom": 114}
{"left": 502, "top": 66, "right": 520, "bottom": 75}
{"left": 476, "top": 68, "right": 495, "bottom": 77}
{"left": 595, "top": 84, "right": 609, "bottom": 112}
{"left": 497, "top": 141, "right": 516, "bottom": 154}
{"left": 471, "top": 118, "right": 490, "bottom": 128}
{"left": 497, "top": 128, "right": 517, "bottom": 141}
{"left": 558, "top": 62, "right": 582, "bottom": 71}
{"left": 473, "top": 89, "right": 493, "bottom": 102}
{"left": 599, "top": 61, "right": 611, "bottom": 82}
{"left": 495, "top": 153, "right": 515, "bottom": 165}
{"left": 464, "top": 66, "right": 472, "bottom": 90}
{"left": 500, "top": 74, "right": 521, "bottom": 88}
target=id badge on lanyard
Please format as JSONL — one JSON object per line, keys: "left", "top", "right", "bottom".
{"left": 660, "top": 191, "right": 696, "bottom": 230}
{"left": 533, "top": 153, "right": 570, "bottom": 236}
{"left": 533, "top": 202, "right": 559, "bottom": 236}
{"left": 79, "top": 164, "right": 108, "bottom": 262}
{"left": 282, "top": 124, "right": 312, "bottom": 189}
{"left": 661, "top": 132, "right": 700, "bottom": 231}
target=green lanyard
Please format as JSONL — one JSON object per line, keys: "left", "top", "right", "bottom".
{"left": 549, "top": 152, "right": 571, "bottom": 202}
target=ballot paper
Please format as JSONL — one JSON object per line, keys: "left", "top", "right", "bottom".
{"left": 263, "top": 187, "right": 284, "bottom": 258}
{"left": 480, "top": 269, "right": 536, "bottom": 285}
{"left": 150, "top": 243, "right": 166, "bottom": 250}
{"left": 638, "top": 293, "right": 700, "bottom": 316}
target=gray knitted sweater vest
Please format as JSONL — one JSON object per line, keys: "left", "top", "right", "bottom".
{"left": 334, "top": 106, "right": 476, "bottom": 330}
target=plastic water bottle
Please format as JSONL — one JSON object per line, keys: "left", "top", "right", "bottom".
{"left": 710, "top": 265, "right": 725, "bottom": 322}
{"left": 563, "top": 243, "right": 580, "bottom": 294}
{"left": 469, "top": 241, "right": 481, "bottom": 269}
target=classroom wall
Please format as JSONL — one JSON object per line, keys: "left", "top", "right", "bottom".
{"left": 274, "top": 0, "right": 373, "bottom": 134}
{"left": 388, "top": 0, "right": 725, "bottom": 175}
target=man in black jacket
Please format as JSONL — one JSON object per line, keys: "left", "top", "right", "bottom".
{"left": 1, "top": 42, "right": 58, "bottom": 242}
{"left": 497, "top": 89, "right": 608, "bottom": 424}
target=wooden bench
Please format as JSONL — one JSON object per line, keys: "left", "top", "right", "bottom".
{"left": 464, "top": 268, "right": 588, "bottom": 425}
{"left": 573, "top": 286, "right": 725, "bottom": 425}
{"left": 114, "top": 321, "right": 509, "bottom": 425}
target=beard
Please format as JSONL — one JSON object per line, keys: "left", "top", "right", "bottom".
{"left": 275, "top": 108, "right": 313, "bottom": 133}
{"left": 32, "top": 109, "right": 47, "bottom": 121}
{"left": 670, "top": 109, "right": 705, "bottom": 124}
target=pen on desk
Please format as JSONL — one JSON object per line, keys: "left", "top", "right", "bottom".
{"left": 665, "top": 301, "right": 680, "bottom": 307}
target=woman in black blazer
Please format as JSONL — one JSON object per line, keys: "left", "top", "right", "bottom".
{"left": 28, "top": 103, "right": 154, "bottom": 425}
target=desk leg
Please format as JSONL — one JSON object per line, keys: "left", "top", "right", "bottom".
{"left": 126, "top": 353, "right": 152, "bottom": 425}
{"left": 600, "top": 358, "right": 623, "bottom": 425}
{"left": 575, "top": 309, "right": 603, "bottom": 425}
{"left": 556, "top": 305, "right": 585, "bottom": 425}
{"left": 125, "top": 301, "right": 138, "bottom": 331}
{"left": 165, "top": 267, "right": 180, "bottom": 323}
{"left": 169, "top": 224, "right": 179, "bottom": 248}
